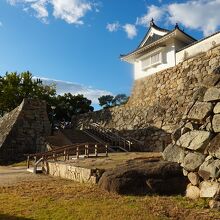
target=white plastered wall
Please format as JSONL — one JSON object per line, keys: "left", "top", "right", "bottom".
{"left": 176, "top": 32, "right": 220, "bottom": 63}
{"left": 134, "top": 42, "right": 176, "bottom": 80}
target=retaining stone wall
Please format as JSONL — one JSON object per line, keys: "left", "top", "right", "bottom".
{"left": 0, "top": 99, "right": 51, "bottom": 164}
{"left": 163, "top": 85, "right": 220, "bottom": 201}
{"left": 74, "top": 45, "right": 220, "bottom": 151}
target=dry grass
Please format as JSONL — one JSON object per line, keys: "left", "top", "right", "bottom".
{"left": 0, "top": 175, "right": 219, "bottom": 220}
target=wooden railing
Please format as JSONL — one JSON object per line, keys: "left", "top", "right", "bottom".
{"left": 84, "top": 123, "right": 143, "bottom": 152}
{"left": 26, "top": 142, "right": 109, "bottom": 173}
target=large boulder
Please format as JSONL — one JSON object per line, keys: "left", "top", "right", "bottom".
{"left": 203, "top": 87, "right": 220, "bottom": 102}
{"left": 186, "top": 184, "right": 200, "bottom": 199}
{"left": 182, "top": 152, "right": 206, "bottom": 172}
{"left": 200, "top": 181, "right": 220, "bottom": 198}
{"left": 198, "top": 159, "right": 220, "bottom": 180}
{"left": 162, "top": 144, "right": 185, "bottom": 163}
{"left": 98, "top": 159, "right": 187, "bottom": 195}
{"left": 187, "top": 102, "right": 212, "bottom": 121}
{"left": 176, "top": 130, "right": 211, "bottom": 151}
{"left": 212, "top": 114, "right": 220, "bottom": 132}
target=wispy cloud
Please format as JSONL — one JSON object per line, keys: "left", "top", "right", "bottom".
{"left": 0, "top": 22, "right": 2, "bottom": 27}
{"left": 34, "top": 77, "right": 113, "bottom": 104}
{"left": 123, "top": 24, "right": 137, "bottom": 39}
{"left": 7, "top": 0, "right": 97, "bottom": 25}
{"left": 106, "top": 22, "right": 120, "bottom": 32}
{"left": 106, "top": 22, "right": 137, "bottom": 39}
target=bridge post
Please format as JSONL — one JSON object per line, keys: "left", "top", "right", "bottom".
{"left": 64, "top": 149, "right": 66, "bottom": 161}
{"left": 85, "top": 145, "right": 89, "bottom": 157}
{"left": 53, "top": 153, "right": 56, "bottom": 161}
{"left": 128, "top": 141, "right": 131, "bottom": 152}
{"left": 27, "top": 155, "right": 30, "bottom": 169}
{"left": 67, "top": 150, "right": 69, "bottom": 160}
{"left": 105, "top": 145, "right": 108, "bottom": 157}
{"left": 87, "top": 145, "right": 89, "bottom": 157}
{"left": 76, "top": 147, "right": 79, "bottom": 159}
{"left": 95, "top": 145, "right": 98, "bottom": 157}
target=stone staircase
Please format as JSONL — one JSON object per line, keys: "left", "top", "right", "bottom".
{"left": 61, "top": 128, "right": 125, "bottom": 152}
{"left": 82, "top": 123, "right": 144, "bottom": 152}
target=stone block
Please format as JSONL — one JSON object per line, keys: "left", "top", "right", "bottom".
{"left": 162, "top": 144, "right": 185, "bottom": 163}
{"left": 200, "top": 181, "right": 220, "bottom": 198}
{"left": 188, "top": 172, "right": 200, "bottom": 186}
{"left": 193, "top": 87, "right": 207, "bottom": 101}
{"left": 208, "top": 133, "right": 220, "bottom": 159}
{"left": 212, "top": 114, "right": 220, "bottom": 132}
{"left": 182, "top": 152, "right": 205, "bottom": 172}
{"left": 187, "top": 101, "right": 212, "bottom": 121}
{"left": 198, "top": 159, "right": 220, "bottom": 180}
{"left": 177, "top": 130, "right": 211, "bottom": 151}
{"left": 213, "top": 102, "right": 220, "bottom": 114}
{"left": 203, "top": 87, "right": 220, "bottom": 102}
{"left": 186, "top": 184, "right": 200, "bottom": 199}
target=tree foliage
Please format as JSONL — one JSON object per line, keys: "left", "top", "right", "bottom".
{"left": 0, "top": 72, "right": 94, "bottom": 120}
{"left": 53, "top": 93, "right": 94, "bottom": 121}
{"left": 98, "top": 94, "right": 129, "bottom": 109}
{"left": 112, "top": 94, "right": 129, "bottom": 106}
{"left": 0, "top": 71, "right": 56, "bottom": 115}
{"left": 98, "top": 95, "right": 114, "bottom": 108}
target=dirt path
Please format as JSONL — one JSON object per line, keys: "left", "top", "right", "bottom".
{"left": 0, "top": 166, "right": 40, "bottom": 186}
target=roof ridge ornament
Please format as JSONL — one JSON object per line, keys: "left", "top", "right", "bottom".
{"left": 150, "top": 18, "right": 154, "bottom": 27}
{"left": 175, "top": 23, "right": 179, "bottom": 29}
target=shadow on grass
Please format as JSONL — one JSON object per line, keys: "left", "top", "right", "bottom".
{"left": 0, "top": 214, "right": 33, "bottom": 220}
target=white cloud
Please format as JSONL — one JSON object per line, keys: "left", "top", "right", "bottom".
{"left": 106, "top": 22, "right": 120, "bottom": 32}
{"left": 167, "top": 0, "right": 220, "bottom": 36}
{"left": 136, "top": 0, "right": 220, "bottom": 37}
{"left": 31, "top": 0, "right": 48, "bottom": 23}
{"left": 123, "top": 24, "right": 137, "bottom": 39}
{"left": 0, "top": 22, "right": 3, "bottom": 27}
{"left": 51, "top": 0, "right": 92, "bottom": 25}
{"left": 7, "top": 0, "right": 95, "bottom": 25}
{"left": 136, "top": 5, "right": 165, "bottom": 26}
{"left": 34, "top": 77, "right": 113, "bottom": 104}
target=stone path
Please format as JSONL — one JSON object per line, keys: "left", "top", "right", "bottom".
{"left": 0, "top": 166, "right": 34, "bottom": 186}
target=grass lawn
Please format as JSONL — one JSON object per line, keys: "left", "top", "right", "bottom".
{"left": 0, "top": 174, "right": 219, "bottom": 220}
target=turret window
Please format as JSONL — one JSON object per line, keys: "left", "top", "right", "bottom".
{"left": 141, "top": 52, "right": 162, "bottom": 70}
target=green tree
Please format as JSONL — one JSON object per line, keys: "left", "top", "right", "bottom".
{"left": 0, "top": 72, "right": 94, "bottom": 120}
{"left": 112, "top": 94, "right": 129, "bottom": 106}
{"left": 98, "top": 94, "right": 129, "bottom": 109}
{"left": 98, "top": 95, "right": 114, "bottom": 108}
{"left": 53, "top": 93, "right": 94, "bottom": 121}
{"left": 0, "top": 71, "right": 56, "bottom": 116}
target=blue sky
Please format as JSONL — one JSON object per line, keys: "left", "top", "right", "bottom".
{"left": 0, "top": 0, "right": 220, "bottom": 107}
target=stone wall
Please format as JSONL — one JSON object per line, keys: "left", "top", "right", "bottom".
{"left": 0, "top": 99, "right": 51, "bottom": 164}
{"left": 44, "top": 161, "right": 99, "bottom": 184}
{"left": 163, "top": 84, "right": 220, "bottom": 203}
{"left": 74, "top": 45, "right": 220, "bottom": 151}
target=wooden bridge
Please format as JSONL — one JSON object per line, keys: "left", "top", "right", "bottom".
{"left": 26, "top": 142, "right": 109, "bottom": 174}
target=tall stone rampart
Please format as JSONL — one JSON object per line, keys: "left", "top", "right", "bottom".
{"left": 0, "top": 99, "right": 51, "bottom": 164}
{"left": 74, "top": 45, "right": 220, "bottom": 151}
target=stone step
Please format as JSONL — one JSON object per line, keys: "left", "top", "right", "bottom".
{"left": 27, "top": 167, "right": 43, "bottom": 174}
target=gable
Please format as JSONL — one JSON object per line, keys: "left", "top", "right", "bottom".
{"left": 138, "top": 24, "right": 170, "bottom": 48}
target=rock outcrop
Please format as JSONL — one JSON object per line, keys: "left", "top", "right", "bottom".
{"left": 98, "top": 158, "right": 187, "bottom": 195}
{"left": 0, "top": 99, "right": 51, "bottom": 164}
